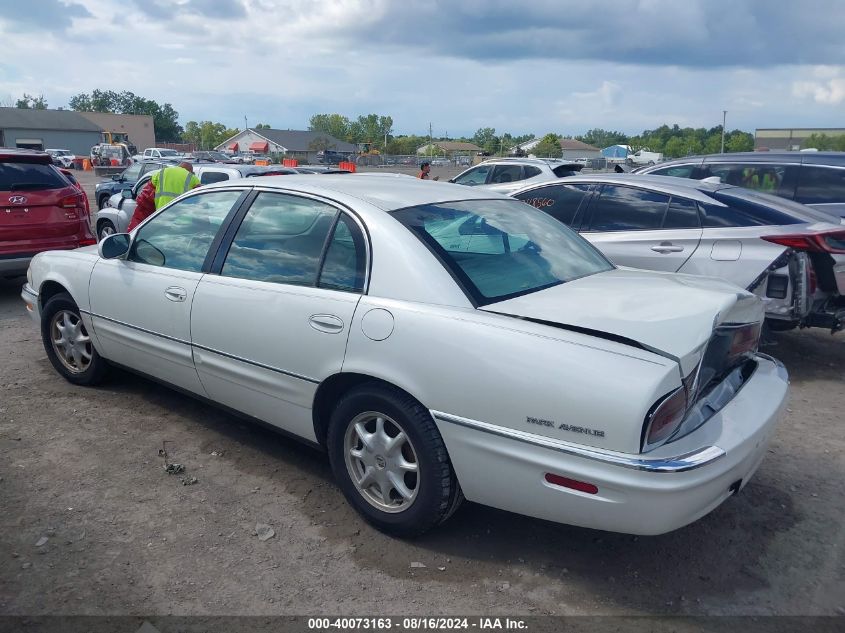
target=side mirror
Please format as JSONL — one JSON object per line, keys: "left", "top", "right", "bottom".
{"left": 98, "top": 233, "right": 131, "bottom": 259}
{"left": 121, "top": 188, "right": 134, "bottom": 199}
{"left": 111, "top": 174, "right": 121, "bottom": 181}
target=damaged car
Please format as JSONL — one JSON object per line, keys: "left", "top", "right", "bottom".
{"left": 22, "top": 175, "right": 787, "bottom": 536}
{"left": 512, "top": 174, "right": 845, "bottom": 333}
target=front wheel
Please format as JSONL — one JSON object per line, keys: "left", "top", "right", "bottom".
{"left": 41, "top": 292, "right": 108, "bottom": 385}
{"left": 327, "top": 384, "right": 463, "bottom": 537}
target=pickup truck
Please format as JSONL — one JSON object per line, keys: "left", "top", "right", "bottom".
{"left": 627, "top": 149, "right": 663, "bottom": 166}
{"left": 133, "top": 147, "right": 183, "bottom": 161}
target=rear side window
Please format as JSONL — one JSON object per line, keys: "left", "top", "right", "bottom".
{"left": 523, "top": 165, "right": 542, "bottom": 178}
{"left": 514, "top": 184, "right": 592, "bottom": 227}
{"left": 200, "top": 171, "right": 229, "bottom": 184}
{"left": 318, "top": 214, "right": 366, "bottom": 293}
{"left": 663, "top": 198, "right": 701, "bottom": 229}
{"left": 490, "top": 164, "right": 523, "bottom": 184}
{"left": 796, "top": 166, "right": 845, "bottom": 205}
{"left": 699, "top": 191, "right": 803, "bottom": 227}
{"left": 0, "top": 162, "right": 66, "bottom": 190}
{"left": 587, "top": 185, "right": 669, "bottom": 232}
{"left": 221, "top": 192, "right": 338, "bottom": 286}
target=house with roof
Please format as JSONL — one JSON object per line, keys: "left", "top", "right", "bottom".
{"left": 416, "top": 141, "right": 484, "bottom": 157}
{"left": 215, "top": 128, "right": 358, "bottom": 163}
{"left": 511, "top": 137, "right": 601, "bottom": 160}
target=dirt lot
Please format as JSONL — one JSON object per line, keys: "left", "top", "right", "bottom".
{"left": 1, "top": 171, "right": 844, "bottom": 616}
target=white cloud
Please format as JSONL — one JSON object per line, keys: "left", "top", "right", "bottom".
{"left": 793, "top": 76, "right": 845, "bottom": 105}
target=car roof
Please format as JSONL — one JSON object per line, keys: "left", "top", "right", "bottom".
{"left": 524, "top": 173, "right": 728, "bottom": 200}
{"left": 653, "top": 151, "right": 845, "bottom": 167}
{"left": 201, "top": 173, "right": 509, "bottom": 211}
{"left": 0, "top": 148, "right": 52, "bottom": 164}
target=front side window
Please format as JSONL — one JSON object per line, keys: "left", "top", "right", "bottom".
{"left": 514, "top": 183, "right": 592, "bottom": 227}
{"left": 392, "top": 199, "right": 612, "bottom": 305}
{"left": 121, "top": 163, "right": 143, "bottom": 181}
{"left": 650, "top": 165, "right": 695, "bottom": 178}
{"left": 128, "top": 190, "right": 243, "bottom": 271}
{"left": 796, "top": 166, "right": 845, "bottom": 205}
{"left": 221, "top": 192, "right": 337, "bottom": 286}
{"left": 453, "top": 164, "right": 492, "bottom": 186}
{"left": 490, "top": 164, "right": 523, "bottom": 184}
{"left": 587, "top": 185, "right": 670, "bottom": 232}
{"left": 704, "top": 163, "right": 785, "bottom": 193}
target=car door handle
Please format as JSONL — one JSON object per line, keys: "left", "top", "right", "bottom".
{"left": 309, "top": 314, "right": 344, "bottom": 333}
{"left": 651, "top": 243, "right": 684, "bottom": 253}
{"left": 164, "top": 286, "right": 187, "bottom": 302}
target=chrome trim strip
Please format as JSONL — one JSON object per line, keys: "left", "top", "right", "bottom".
{"left": 191, "top": 343, "right": 320, "bottom": 385}
{"left": 85, "top": 311, "right": 190, "bottom": 346}
{"left": 21, "top": 283, "right": 38, "bottom": 299}
{"left": 85, "top": 310, "right": 320, "bottom": 385}
{"left": 431, "top": 410, "right": 726, "bottom": 473}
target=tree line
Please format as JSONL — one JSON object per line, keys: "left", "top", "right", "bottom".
{"left": 10, "top": 91, "right": 840, "bottom": 157}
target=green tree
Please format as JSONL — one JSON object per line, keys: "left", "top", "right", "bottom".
{"left": 725, "top": 130, "right": 754, "bottom": 153}
{"left": 533, "top": 133, "right": 562, "bottom": 158}
{"left": 255, "top": 123, "right": 272, "bottom": 129}
{"left": 472, "top": 127, "right": 498, "bottom": 153}
{"left": 183, "top": 121, "right": 241, "bottom": 150}
{"left": 68, "top": 89, "right": 183, "bottom": 141}
{"left": 308, "top": 114, "right": 352, "bottom": 142}
{"left": 577, "top": 128, "right": 628, "bottom": 149}
{"left": 15, "top": 93, "right": 48, "bottom": 109}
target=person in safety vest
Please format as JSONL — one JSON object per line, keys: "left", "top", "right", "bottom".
{"left": 127, "top": 161, "right": 200, "bottom": 231}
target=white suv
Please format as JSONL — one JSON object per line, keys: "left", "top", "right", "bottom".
{"left": 449, "top": 157, "right": 583, "bottom": 194}
{"left": 45, "top": 149, "right": 75, "bottom": 168}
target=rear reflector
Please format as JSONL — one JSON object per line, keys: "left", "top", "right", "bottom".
{"left": 761, "top": 230, "right": 845, "bottom": 255}
{"left": 544, "top": 473, "right": 598, "bottom": 494}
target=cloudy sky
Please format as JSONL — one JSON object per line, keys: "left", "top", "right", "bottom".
{"left": 1, "top": 0, "right": 843, "bottom": 138}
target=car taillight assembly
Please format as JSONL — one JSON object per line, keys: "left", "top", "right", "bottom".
{"left": 726, "top": 322, "right": 761, "bottom": 365}
{"left": 60, "top": 193, "right": 85, "bottom": 209}
{"left": 642, "top": 386, "right": 687, "bottom": 450}
{"left": 761, "top": 230, "right": 845, "bottom": 254}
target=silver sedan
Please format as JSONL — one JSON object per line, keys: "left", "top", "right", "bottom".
{"left": 510, "top": 174, "right": 845, "bottom": 332}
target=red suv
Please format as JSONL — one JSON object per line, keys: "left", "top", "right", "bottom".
{"left": 1, "top": 149, "right": 95, "bottom": 277}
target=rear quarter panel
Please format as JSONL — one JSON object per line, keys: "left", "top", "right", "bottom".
{"left": 342, "top": 296, "right": 680, "bottom": 454}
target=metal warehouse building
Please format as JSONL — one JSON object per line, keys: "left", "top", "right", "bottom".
{"left": 0, "top": 108, "right": 156, "bottom": 156}
{"left": 755, "top": 127, "right": 845, "bottom": 151}
{"left": 0, "top": 107, "right": 102, "bottom": 156}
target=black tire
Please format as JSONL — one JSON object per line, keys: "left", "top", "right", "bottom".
{"left": 327, "top": 383, "right": 463, "bottom": 537}
{"left": 97, "top": 194, "right": 110, "bottom": 210}
{"left": 765, "top": 318, "right": 798, "bottom": 332}
{"left": 97, "top": 219, "right": 117, "bottom": 241}
{"left": 41, "top": 292, "right": 108, "bottom": 386}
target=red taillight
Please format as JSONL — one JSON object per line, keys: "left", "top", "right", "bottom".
{"left": 544, "top": 473, "right": 598, "bottom": 494}
{"left": 643, "top": 387, "right": 686, "bottom": 450}
{"left": 761, "top": 230, "right": 845, "bottom": 254}
{"left": 59, "top": 193, "right": 84, "bottom": 209}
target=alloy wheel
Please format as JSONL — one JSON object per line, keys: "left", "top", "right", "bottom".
{"left": 50, "top": 310, "right": 93, "bottom": 374}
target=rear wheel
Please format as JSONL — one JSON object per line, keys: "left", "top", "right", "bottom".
{"left": 327, "top": 384, "right": 463, "bottom": 537}
{"left": 41, "top": 293, "right": 108, "bottom": 385}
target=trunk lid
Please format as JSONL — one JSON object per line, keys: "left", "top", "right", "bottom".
{"left": 480, "top": 268, "right": 763, "bottom": 372}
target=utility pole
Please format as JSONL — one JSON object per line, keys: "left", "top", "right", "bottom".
{"left": 244, "top": 116, "right": 248, "bottom": 131}
{"left": 429, "top": 122, "right": 433, "bottom": 159}
{"left": 720, "top": 110, "right": 727, "bottom": 154}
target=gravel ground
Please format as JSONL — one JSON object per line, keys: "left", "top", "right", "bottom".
{"left": 0, "top": 171, "right": 843, "bottom": 616}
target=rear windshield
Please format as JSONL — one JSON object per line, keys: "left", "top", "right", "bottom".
{"left": 392, "top": 199, "right": 613, "bottom": 305}
{"left": 706, "top": 188, "right": 838, "bottom": 226}
{"left": 0, "top": 162, "right": 67, "bottom": 191}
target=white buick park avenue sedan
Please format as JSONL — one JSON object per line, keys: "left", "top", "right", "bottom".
{"left": 21, "top": 175, "right": 788, "bottom": 537}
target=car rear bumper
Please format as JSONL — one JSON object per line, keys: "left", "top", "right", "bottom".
{"left": 0, "top": 256, "right": 33, "bottom": 276}
{"left": 433, "top": 354, "right": 788, "bottom": 535}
